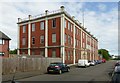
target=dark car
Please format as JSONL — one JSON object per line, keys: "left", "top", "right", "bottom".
{"left": 47, "top": 62, "right": 70, "bottom": 74}
{"left": 97, "top": 60, "right": 102, "bottom": 64}
{"left": 111, "top": 66, "right": 120, "bottom": 83}
{"left": 94, "top": 60, "right": 98, "bottom": 65}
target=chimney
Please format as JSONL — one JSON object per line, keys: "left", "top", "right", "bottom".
{"left": 18, "top": 18, "right": 22, "bottom": 22}
{"left": 28, "top": 15, "right": 32, "bottom": 20}
{"left": 72, "top": 16, "right": 75, "bottom": 20}
{"left": 60, "top": 6, "right": 65, "bottom": 12}
{"left": 45, "top": 10, "right": 49, "bottom": 15}
{"left": 79, "top": 23, "right": 82, "bottom": 26}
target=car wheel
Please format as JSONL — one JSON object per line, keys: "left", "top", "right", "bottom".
{"left": 59, "top": 70, "right": 62, "bottom": 74}
{"left": 67, "top": 68, "right": 70, "bottom": 72}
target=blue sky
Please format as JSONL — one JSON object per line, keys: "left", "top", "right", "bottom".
{"left": 0, "top": 1, "right": 118, "bottom": 55}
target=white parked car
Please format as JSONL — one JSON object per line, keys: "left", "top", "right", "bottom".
{"left": 88, "top": 60, "right": 96, "bottom": 66}
{"left": 78, "top": 59, "right": 90, "bottom": 67}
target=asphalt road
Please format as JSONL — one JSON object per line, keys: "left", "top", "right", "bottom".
{"left": 17, "top": 60, "right": 116, "bottom": 82}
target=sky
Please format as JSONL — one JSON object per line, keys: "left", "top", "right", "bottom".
{"left": 0, "top": 0, "right": 119, "bottom": 55}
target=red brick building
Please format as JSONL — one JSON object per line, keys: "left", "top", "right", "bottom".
{"left": 17, "top": 6, "right": 98, "bottom": 64}
{"left": 0, "top": 31, "right": 11, "bottom": 57}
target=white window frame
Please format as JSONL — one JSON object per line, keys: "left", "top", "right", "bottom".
{"left": 22, "top": 37, "right": 26, "bottom": 46}
{"left": 40, "top": 21, "right": 44, "bottom": 30}
{"left": 32, "top": 23, "right": 35, "bottom": 32}
{"left": 52, "top": 33, "right": 56, "bottom": 43}
{"left": 40, "top": 50, "right": 44, "bottom": 57}
{"left": 40, "top": 35, "right": 44, "bottom": 44}
{"left": 23, "top": 25, "right": 26, "bottom": 33}
{"left": 65, "top": 34, "right": 66, "bottom": 43}
{"left": 68, "top": 21, "right": 71, "bottom": 30}
{"left": 64, "top": 19, "right": 67, "bottom": 28}
{"left": 32, "top": 51, "right": 35, "bottom": 55}
{"left": 52, "top": 50, "right": 56, "bottom": 58}
{"left": 68, "top": 35, "right": 71, "bottom": 45}
{"left": 71, "top": 37, "right": 72, "bottom": 45}
{"left": 83, "top": 33, "right": 85, "bottom": 38}
{"left": 68, "top": 51, "right": 70, "bottom": 60}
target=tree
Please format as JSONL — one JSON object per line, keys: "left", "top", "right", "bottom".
{"left": 9, "top": 49, "right": 17, "bottom": 54}
{"left": 98, "top": 49, "right": 110, "bottom": 60}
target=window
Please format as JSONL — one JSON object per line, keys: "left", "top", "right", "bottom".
{"left": 75, "top": 27, "right": 77, "bottom": 35}
{"left": 68, "top": 35, "right": 71, "bottom": 45}
{"left": 32, "top": 23, "right": 35, "bottom": 32}
{"left": 22, "top": 52, "right": 25, "bottom": 55}
{"left": 77, "top": 29, "right": 79, "bottom": 35}
{"left": 22, "top": 38, "right": 26, "bottom": 46}
{"left": 70, "top": 51, "right": 72, "bottom": 60}
{"left": 76, "top": 28, "right": 78, "bottom": 35}
{"left": 52, "top": 33, "right": 56, "bottom": 43}
{"left": 83, "top": 33, "right": 85, "bottom": 38}
{"left": 77, "top": 40, "right": 79, "bottom": 46}
{"left": 32, "top": 37, "right": 35, "bottom": 45}
{"left": 52, "top": 50, "right": 56, "bottom": 57}
{"left": 68, "top": 21, "right": 71, "bottom": 30}
{"left": 0, "top": 39, "right": 2, "bottom": 44}
{"left": 83, "top": 42, "right": 85, "bottom": 48}
{"left": 65, "top": 51, "right": 66, "bottom": 60}
{"left": 52, "top": 19, "right": 56, "bottom": 28}
{"left": 65, "top": 34, "right": 67, "bottom": 43}
{"left": 32, "top": 51, "right": 35, "bottom": 55}
{"left": 40, "top": 22, "right": 44, "bottom": 30}
{"left": 64, "top": 19, "right": 67, "bottom": 28}
{"left": 0, "top": 52, "right": 4, "bottom": 56}
{"left": 68, "top": 51, "right": 70, "bottom": 60}
{"left": 23, "top": 25, "right": 26, "bottom": 33}
{"left": 75, "top": 39, "right": 77, "bottom": 46}
{"left": 40, "top": 35, "right": 44, "bottom": 44}
{"left": 40, "top": 50, "right": 44, "bottom": 57}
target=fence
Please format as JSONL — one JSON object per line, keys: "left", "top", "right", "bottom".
{"left": 2, "top": 57, "right": 62, "bottom": 75}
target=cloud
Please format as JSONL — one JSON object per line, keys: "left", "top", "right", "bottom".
{"left": 83, "top": 7, "right": 118, "bottom": 55}
{"left": 98, "top": 3, "right": 107, "bottom": 11}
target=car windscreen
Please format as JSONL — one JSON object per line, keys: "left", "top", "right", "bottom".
{"left": 49, "top": 63, "right": 60, "bottom": 66}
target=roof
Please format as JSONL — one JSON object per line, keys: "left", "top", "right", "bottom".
{"left": 0, "top": 31, "right": 11, "bottom": 40}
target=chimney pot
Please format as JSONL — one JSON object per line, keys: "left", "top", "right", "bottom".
{"left": 18, "top": 18, "right": 21, "bottom": 22}
{"left": 60, "top": 6, "right": 65, "bottom": 12}
{"left": 45, "top": 10, "right": 49, "bottom": 15}
{"left": 28, "top": 15, "right": 32, "bottom": 20}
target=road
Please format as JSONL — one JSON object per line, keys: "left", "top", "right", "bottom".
{"left": 16, "top": 60, "right": 116, "bottom": 82}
